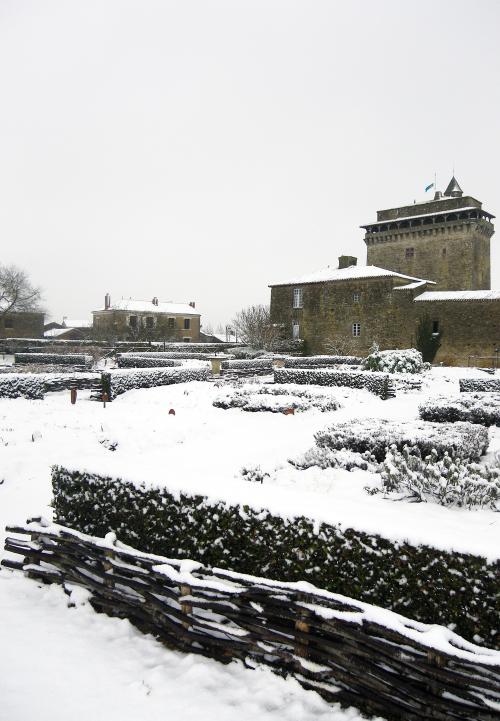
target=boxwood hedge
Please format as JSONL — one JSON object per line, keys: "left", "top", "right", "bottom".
{"left": 52, "top": 465, "right": 500, "bottom": 647}
{"left": 419, "top": 393, "right": 500, "bottom": 427}
{"left": 460, "top": 378, "right": 500, "bottom": 393}
{"left": 102, "top": 366, "right": 209, "bottom": 400}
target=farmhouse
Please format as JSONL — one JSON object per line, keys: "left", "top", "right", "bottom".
{"left": 270, "top": 177, "right": 500, "bottom": 365}
{"left": 92, "top": 294, "right": 201, "bottom": 342}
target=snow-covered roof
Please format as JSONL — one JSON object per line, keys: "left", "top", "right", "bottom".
{"left": 44, "top": 328, "right": 70, "bottom": 338}
{"left": 269, "top": 264, "right": 434, "bottom": 287}
{"left": 362, "top": 206, "right": 491, "bottom": 228}
{"left": 394, "top": 280, "right": 429, "bottom": 291}
{"left": 95, "top": 299, "right": 200, "bottom": 315}
{"left": 63, "top": 319, "right": 92, "bottom": 328}
{"left": 415, "top": 290, "right": 500, "bottom": 302}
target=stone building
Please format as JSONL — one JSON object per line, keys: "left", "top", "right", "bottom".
{"left": 269, "top": 178, "right": 500, "bottom": 366}
{"left": 92, "top": 295, "right": 201, "bottom": 342}
{"left": 0, "top": 311, "right": 45, "bottom": 339}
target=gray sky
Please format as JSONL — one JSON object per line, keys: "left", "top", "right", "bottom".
{"left": 1, "top": 0, "right": 499, "bottom": 329}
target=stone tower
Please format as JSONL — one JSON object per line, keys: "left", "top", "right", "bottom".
{"left": 361, "top": 177, "right": 495, "bottom": 290}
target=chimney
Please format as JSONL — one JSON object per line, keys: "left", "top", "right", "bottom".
{"left": 62, "top": 316, "right": 68, "bottom": 327}
{"left": 104, "top": 293, "right": 111, "bottom": 310}
{"left": 338, "top": 255, "right": 357, "bottom": 270}
{"left": 189, "top": 301, "right": 196, "bottom": 308}
{"left": 434, "top": 190, "right": 443, "bottom": 200}
{"left": 152, "top": 297, "right": 159, "bottom": 306}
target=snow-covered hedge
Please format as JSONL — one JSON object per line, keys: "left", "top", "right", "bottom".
{"left": 283, "top": 355, "right": 362, "bottom": 367}
{"left": 119, "top": 351, "right": 221, "bottom": 361}
{"left": 52, "top": 465, "right": 500, "bottom": 646}
{"left": 102, "top": 367, "right": 209, "bottom": 400}
{"left": 41, "top": 373, "right": 102, "bottom": 393}
{"left": 378, "top": 446, "right": 500, "bottom": 510}
{"left": 291, "top": 447, "right": 378, "bottom": 472}
{"left": 14, "top": 352, "right": 93, "bottom": 367}
{"left": 220, "top": 358, "right": 274, "bottom": 371}
{"left": 459, "top": 378, "right": 500, "bottom": 393}
{"left": 362, "top": 348, "right": 427, "bottom": 374}
{"left": 0, "top": 374, "right": 45, "bottom": 399}
{"left": 419, "top": 393, "right": 500, "bottom": 427}
{"left": 116, "top": 356, "right": 181, "bottom": 368}
{"left": 314, "top": 418, "right": 488, "bottom": 462}
{"left": 274, "top": 367, "right": 393, "bottom": 397}
{"left": 213, "top": 384, "right": 341, "bottom": 413}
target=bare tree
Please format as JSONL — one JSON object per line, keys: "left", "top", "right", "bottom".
{"left": 0, "top": 264, "right": 42, "bottom": 315}
{"left": 232, "top": 304, "right": 279, "bottom": 350}
{"left": 323, "top": 336, "right": 356, "bottom": 356}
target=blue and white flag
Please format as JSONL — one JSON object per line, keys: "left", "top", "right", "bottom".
{"left": 425, "top": 182, "right": 434, "bottom": 192}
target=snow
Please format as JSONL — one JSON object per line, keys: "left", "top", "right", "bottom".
{"left": 415, "top": 290, "right": 500, "bottom": 302}
{"left": 362, "top": 206, "right": 487, "bottom": 227}
{"left": 393, "top": 280, "right": 428, "bottom": 291}
{"left": 269, "top": 264, "right": 434, "bottom": 287}
{"left": 1, "top": 365, "right": 499, "bottom": 718}
{"left": 96, "top": 299, "right": 200, "bottom": 315}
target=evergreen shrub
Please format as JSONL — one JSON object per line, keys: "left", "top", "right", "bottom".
{"left": 419, "top": 393, "right": 500, "bottom": 427}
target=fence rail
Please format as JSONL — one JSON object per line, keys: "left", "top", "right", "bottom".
{"left": 3, "top": 521, "right": 500, "bottom": 721}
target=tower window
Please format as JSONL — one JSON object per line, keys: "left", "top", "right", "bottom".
{"left": 432, "top": 320, "right": 439, "bottom": 334}
{"left": 293, "top": 288, "right": 303, "bottom": 309}
{"left": 352, "top": 323, "right": 361, "bottom": 337}
{"left": 353, "top": 292, "right": 360, "bottom": 303}
{"left": 442, "top": 247, "right": 447, "bottom": 257}
{"left": 405, "top": 247, "right": 415, "bottom": 258}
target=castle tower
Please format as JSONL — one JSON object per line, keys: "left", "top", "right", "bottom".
{"left": 361, "top": 177, "right": 495, "bottom": 290}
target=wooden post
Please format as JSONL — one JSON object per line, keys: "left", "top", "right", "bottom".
{"left": 294, "top": 614, "right": 310, "bottom": 658}
{"left": 179, "top": 583, "right": 192, "bottom": 630}
{"left": 70, "top": 388, "right": 77, "bottom": 404}
{"left": 102, "top": 392, "right": 108, "bottom": 407}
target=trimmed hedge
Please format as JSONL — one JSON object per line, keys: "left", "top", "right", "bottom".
{"left": 116, "top": 356, "right": 181, "bottom": 368}
{"left": 460, "top": 378, "right": 500, "bottom": 393}
{"left": 42, "top": 373, "right": 102, "bottom": 393}
{"left": 221, "top": 358, "right": 274, "bottom": 370}
{"left": 14, "top": 352, "right": 92, "bottom": 367}
{"left": 52, "top": 465, "right": 500, "bottom": 647}
{"left": 314, "top": 418, "right": 489, "bottom": 462}
{"left": 0, "top": 374, "right": 45, "bottom": 399}
{"left": 102, "top": 366, "right": 209, "bottom": 400}
{"left": 119, "top": 352, "right": 220, "bottom": 361}
{"left": 274, "top": 367, "right": 392, "bottom": 397}
{"left": 284, "top": 355, "right": 362, "bottom": 367}
{"left": 419, "top": 393, "right": 500, "bottom": 427}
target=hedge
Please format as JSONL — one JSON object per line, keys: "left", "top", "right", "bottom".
{"left": 314, "top": 418, "right": 489, "bottom": 462}
{"left": 42, "top": 373, "right": 102, "bottom": 393}
{"left": 116, "top": 356, "right": 181, "bottom": 368}
{"left": 460, "top": 378, "right": 500, "bottom": 393}
{"left": 0, "top": 374, "right": 45, "bottom": 399}
{"left": 274, "top": 367, "right": 392, "bottom": 397}
{"left": 14, "top": 353, "right": 92, "bottom": 367}
{"left": 283, "top": 355, "right": 362, "bottom": 367}
{"left": 118, "top": 352, "right": 220, "bottom": 361}
{"left": 52, "top": 465, "right": 500, "bottom": 647}
{"left": 102, "top": 366, "right": 209, "bottom": 400}
{"left": 419, "top": 393, "right": 500, "bottom": 427}
{"left": 221, "top": 358, "right": 274, "bottom": 370}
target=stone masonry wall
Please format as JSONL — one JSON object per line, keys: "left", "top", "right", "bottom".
{"left": 0, "top": 312, "right": 45, "bottom": 339}
{"left": 93, "top": 311, "right": 201, "bottom": 342}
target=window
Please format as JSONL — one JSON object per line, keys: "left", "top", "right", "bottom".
{"left": 146, "top": 316, "right": 154, "bottom": 329}
{"left": 442, "top": 247, "right": 447, "bottom": 257}
{"left": 405, "top": 247, "right": 414, "bottom": 258}
{"left": 129, "top": 315, "right": 137, "bottom": 328}
{"left": 183, "top": 318, "right": 191, "bottom": 330}
{"left": 292, "top": 320, "right": 300, "bottom": 339}
{"left": 352, "top": 323, "right": 361, "bottom": 337}
{"left": 168, "top": 317, "right": 175, "bottom": 329}
{"left": 4, "top": 316, "right": 13, "bottom": 329}
{"left": 293, "top": 288, "right": 303, "bottom": 309}
{"left": 353, "top": 292, "right": 360, "bottom": 303}
{"left": 183, "top": 337, "right": 191, "bottom": 343}
{"left": 432, "top": 320, "right": 439, "bottom": 334}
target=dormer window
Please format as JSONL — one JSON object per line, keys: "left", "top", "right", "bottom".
{"left": 293, "top": 288, "right": 303, "bottom": 309}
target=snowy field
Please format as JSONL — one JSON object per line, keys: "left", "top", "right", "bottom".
{"left": 1, "top": 366, "right": 499, "bottom": 719}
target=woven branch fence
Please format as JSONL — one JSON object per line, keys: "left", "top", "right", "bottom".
{"left": 3, "top": 522, "right": 500, "bottom": 721}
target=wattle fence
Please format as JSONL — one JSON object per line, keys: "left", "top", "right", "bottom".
{"left": 3, "top": 521, "right": 499, "bottom": 721}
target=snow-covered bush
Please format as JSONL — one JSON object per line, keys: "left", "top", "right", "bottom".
{"left": 0, "top": 374, "right": 45, "bottom": 399}
{"left": 284, "top": 355, "right": 362, "bottom": 367}
{"left": 459, "top": 378, "right": 500, "bottom": 393}
{"left": 291, "top": 447, "right": 379, "bottom": 472}
{"left": 362, "top": 348, "right": 427, "bottom": 374}
{"left": 419, "top": 393, "right": 500, "bottom": 427}
{"left": 15, "top": 352, "right": 93, "bottom": 367}
{"left": 52, "top": 464, "right": 500, "bottom": 645}
{"left": 240, "top": 465, "right": 269, "bottom": 483}
{"left": 213, "top": 384, "right": 341, "bottom": 413}
{"left": 221, "top": 358, "right": 274, "bottom": 371}
{"left": 42, "top": 373, "right": 102, "bottom": 393}
{"left": 314, "top": 418, "right": 488, "bottom": 462}
{"left": 102, "top": 367, "right": 209, "bottom": 400}
{"left": 378, "top": 445, "right": 500, "bottom": 510}
{"left": 274, "top": 367, "right": 393, "bottom": 397}
{"left": 117, "top": 356, "right": 181, "bottom": 368}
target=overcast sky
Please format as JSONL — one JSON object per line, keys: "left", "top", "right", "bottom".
{"left": 0, "top": 0, "right": 499, "bottom": 328}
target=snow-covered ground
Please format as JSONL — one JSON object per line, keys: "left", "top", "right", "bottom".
{"left": 1, "top": 366, "right": 499, "bottom": 719}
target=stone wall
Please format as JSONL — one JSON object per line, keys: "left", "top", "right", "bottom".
{"left": 414, "top": 299, "right": 500, "bottom": 367}
{"left": 365, "top": 220, "right": 492, "bottom": 290}
{"left": 0, "top": 312, "right": 45, "bottom": 339}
